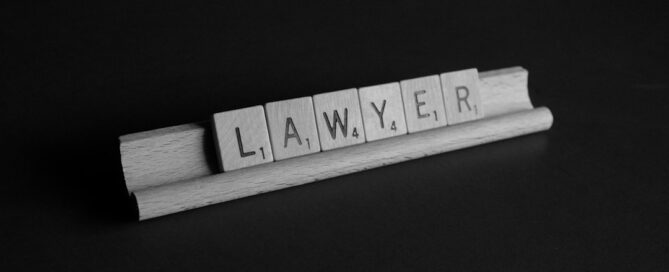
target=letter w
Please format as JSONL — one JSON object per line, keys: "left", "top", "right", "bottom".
{"left": 323, "top": 108, "right": 348, "bottom": 139}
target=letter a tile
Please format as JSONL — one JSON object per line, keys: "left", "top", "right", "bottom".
{"left": 212, "top": 106, "right": 274, "bottom": 172}
{"left": 359, "top": 82, "right": 408, "bottom": 141}
{"left": 441, "top": 68, "right": 484, "bottom": 124}
{"left": 400, "top": 75, "right": 448, "bottom": 133}
{"left": 313, "top": 88, "right": 366, "bottom": 151}
{"left": 265, "top": 97, "right": 321, "bottom": 160}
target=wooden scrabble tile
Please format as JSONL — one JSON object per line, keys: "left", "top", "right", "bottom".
{"left": 313, "top": 88, "right": 366, "bottom": 151}
{"left": 358, "top": 82, "right": 408, "bottom": 141}
{"left": 212, "top": 105, "right": 273, "bottom": 172}
{"left": 400, "top": 75, "right": 448, "bottom": 132}
{"left": 265, "top": 97, "right": 321, "bottom": 160}
{"left": 441, "top": 68, "right": 484, "bottom": 124}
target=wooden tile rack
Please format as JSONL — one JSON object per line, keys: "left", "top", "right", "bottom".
{"left": 119, "top": 67, "right": 553, "bottom": 220}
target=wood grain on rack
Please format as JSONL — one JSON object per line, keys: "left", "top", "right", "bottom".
{"left": 120, "top": 66, "right": 532, "bottom": 192}
{"left": 134, "top": 107, "right": 553, "bottom": 220}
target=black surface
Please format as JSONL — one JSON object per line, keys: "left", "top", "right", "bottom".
{"left": 2, "top": 1, "right": 668, "bottom": 271}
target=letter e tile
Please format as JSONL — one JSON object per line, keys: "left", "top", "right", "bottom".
{"left": 400, "top": 75, "right": 448, "bottom": 133}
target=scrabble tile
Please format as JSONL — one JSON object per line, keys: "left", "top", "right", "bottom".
{"left": 358, "top": 82, "right": 408, "bottom": 141}
{"left": 313, "top": 88, "right": 366, "bottom": 151}
{"left": 400, "top": 75, "right": 448, "bottom": 132}
{"left": 212, "top": 105, "right": 273, "bottom": 172}
{"left": 441, "top": 68, "right": 484, "bottom": 124}
{"left": 265, "top": 97, "right": 321, "bottom": 160}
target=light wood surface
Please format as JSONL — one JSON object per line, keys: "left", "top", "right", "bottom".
{"left": 478, "top": 67, "right": 532, "bottom": 116}
{"left": 265, "top": 97, "right": 321, "bottom": 160}
{"left": 134, "top": 107, "right": 553, "bottom": 220}
{"left": 358, "top": 82, "right": 408, "bottom": 141}
{"left": 119, "top": 66, "right": 532, "bottom": 192}
{"left": 120, "top": 122, "right": 216, "bottom": 192}
{"left": 400, "top": 75, "right": 448, "bottom": 132}
{"left": 212, "top": 106, "right": 274, "bottom": 172}
{"left": 441, "top": 68, "right": 484, "bottom": 124}
{"left": 313, "top": 88, "right": 366, "bottom": 151}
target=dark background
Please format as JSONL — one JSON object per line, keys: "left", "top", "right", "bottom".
{"left": 2, "top": 0, "right": 668, "bottom": 271}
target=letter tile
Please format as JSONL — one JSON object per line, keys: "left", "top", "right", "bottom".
{"left": 265, "top": 97, "right": 321, "bottom": 160}
{"left": 212, "top": 106, "right": 273, "bottom": 172}
{"left": 358, "top": 82, "right": 408, "bottom": 141}
{"left": 400, "top": 75, "right": 448, "bottom": 132}
{"left": 441, "top": 68, "right": 484, "bottom": 124}
{"left": 313, "top": 88, "right": 366, "bottom": 151}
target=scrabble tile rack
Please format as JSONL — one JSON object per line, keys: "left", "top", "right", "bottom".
{"left": 119, "top": 66, "right": 553, "bottom": 220}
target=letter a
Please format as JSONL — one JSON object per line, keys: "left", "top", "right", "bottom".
{"left": 283, "top": 117, "right": 302, "bottom": 148}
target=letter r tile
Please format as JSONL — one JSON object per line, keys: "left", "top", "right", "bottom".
{"left": 212, "top": 105, "right": 274, "bottom": 172}
{"left": 400, "top": 75, "right": 448, "bottom": 133}
{"left": 441, "top": 68, "right": 484, "bottom": 124}
{"left": 313, "top": 88, "right": 366, "bottom": 151}
{"left": 265, "top": 97, "right": 321, "bottom": 161}
{"left": 359, "top": 82, "right": 408, "bottom": 141}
